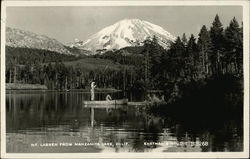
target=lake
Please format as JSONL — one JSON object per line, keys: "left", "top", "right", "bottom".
{"left": 6, "top": 90, "right": 243, "bottom": 153}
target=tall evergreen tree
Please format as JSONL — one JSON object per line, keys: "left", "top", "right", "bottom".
{"left": 197, "top": 25, "right": 212, "bottom": 74}
{"left": 182, "top": 33, "right": 188, "bottom": 47}
{"left": 239, "top": 21, "right": 243, "bottom": 73}
{"left": 187, "top": 34, "right": 199, "bottom": 79}
{"left": 142, "top": 37, "right": 153, "bottom": 88}
{"left": 224, "top": 17, "right": 242, "bottom": 73}
{"left": 210, "top": 14, "right": 225, "bottom": 74}
{"left": 169, "top": 36, "right": 185, "bottom": 79}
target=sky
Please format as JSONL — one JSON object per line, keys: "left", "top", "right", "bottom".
{"left": 6, "top": 6, "right": 243, "bottom": 44}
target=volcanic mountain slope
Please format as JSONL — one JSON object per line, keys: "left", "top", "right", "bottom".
{"left": 6, "top": 27, "right": 72, "bottom": 55}
{"left": 72, "top": 19, "right": 176, "bottom": 54}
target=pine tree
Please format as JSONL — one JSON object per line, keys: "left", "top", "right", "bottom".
{"left": 169, "top": 36, "right": 185, "bottom": 79}
{"left": 197, "top": 25, "right": 212, "bottom": 74}
{"left": 210, "top": 14, "right": 225, "bottom": 74}
{"left": 224, "top": 17, "right": 242, "bottom": 74}
{"left": 186, "top": 34, "right": 199, "bottom": 79}
{"left": 150, "top": 36, "right": 164, "bottom": 82}
{"left": 239, "top": 21, "right": 243, "bottom": 73}
{"left": 151, "top": 36, "right": 162, "bottom": 68}
{"left": 181, "top": 33, "right": 188, "bottom": 74}
{"left": 182, "top": 33, "right": 188, "bottom": 47}
{"left": 142, "top": 37, "right": 152, "bottom": 88}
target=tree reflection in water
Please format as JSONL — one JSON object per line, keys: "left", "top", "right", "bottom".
{"left": 6, "top": 91, "right": 243, "bottom": 153}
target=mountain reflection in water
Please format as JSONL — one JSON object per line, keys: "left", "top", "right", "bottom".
{"left": 6, "top": 91, "right": 243, "bottom": 153}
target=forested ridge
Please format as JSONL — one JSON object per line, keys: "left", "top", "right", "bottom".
{"left": 6, "top": 15, "right": 243, "bottom": 96}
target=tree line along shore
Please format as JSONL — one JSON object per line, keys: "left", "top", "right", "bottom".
{"left": 6, "top": 15, "right": 243, "bottom": 101}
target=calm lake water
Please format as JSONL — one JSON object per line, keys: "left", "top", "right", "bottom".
{"left": 6, "top": 90, "right": 243, "bottom": 153}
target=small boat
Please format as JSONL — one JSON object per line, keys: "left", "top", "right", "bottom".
{"left": 128, "top": 101, "right": 148, "bottom": 106}
{"left": 128, "top": 100, "right": 167, "bottom": 106}
{"left": 83, "top": 99, "right": 128, "bottom": 105}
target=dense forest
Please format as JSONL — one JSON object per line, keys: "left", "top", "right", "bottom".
{"left": 6, "top": 15, "right": 243, "bottom": 96}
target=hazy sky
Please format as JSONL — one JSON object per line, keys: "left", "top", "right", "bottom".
{"left": 6, "top": 6, "right": 242, "bottom": 44}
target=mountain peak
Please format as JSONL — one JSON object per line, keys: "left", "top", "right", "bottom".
{"left": 117, "top": 18, "right": 142, "bottom": 22}
{"left": 71, "top": 19, "right": 176, "bottom": 53}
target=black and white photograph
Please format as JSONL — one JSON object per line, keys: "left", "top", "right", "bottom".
{"left": 1, "top": 0, "right": 249, "bottom": 158}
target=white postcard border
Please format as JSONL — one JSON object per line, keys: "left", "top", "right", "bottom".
{"left": 1, "top": 1, "right": 249, "bottom": 158}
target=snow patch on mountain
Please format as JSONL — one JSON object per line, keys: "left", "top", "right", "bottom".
{"left": 71, "top": 19, "right": 176, "bottom": 53}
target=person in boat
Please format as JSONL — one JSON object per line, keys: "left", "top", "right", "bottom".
{"left": 160, "top": 95, "right": 165, "bottom": 102}
{"left": 90, "top": 81, "right": 96, "bottom": 101}
{"left": 146, "top": 94, "right": 152, "bottom": 102}
{"left": 152, "top": 93, "right": 161, "bottom": 102}
{"left": 106, "top": 94, "right": 112, "bottom": 101}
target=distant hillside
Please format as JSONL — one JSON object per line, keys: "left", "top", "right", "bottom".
{"left": 98, "top": 41, "right": 167, "bottom": 66}
{"left": 6, "top": 27, "right": 74, "bottom": 55}
{"left": 65, "top": 46, "right": 92, "bottom": 56}
{"left": 62, "top": 58, "right": 125, "bottom": 71}
{"left": 6, "top": 46, "right": 79, "bottom": 65}
{"left": 94, "top": 46, "right": 144, "bottom": 65}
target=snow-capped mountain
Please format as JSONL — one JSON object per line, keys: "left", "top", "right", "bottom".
{"left": 71, "top": 19, "right": 176, "bottom": 53}
{"left": 6, "top": 27, "right": 72, "bottom": 55}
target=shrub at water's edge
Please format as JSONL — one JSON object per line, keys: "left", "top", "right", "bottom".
{"left": 149, "top": 74, "right": 243, "bottom": 126}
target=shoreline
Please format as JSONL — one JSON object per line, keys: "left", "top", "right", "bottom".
{"left": 6, "top": 83, "right": 48, "bottom": 90}
{"left": 5, "top": 83, "right": 122, "bottom": 92}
